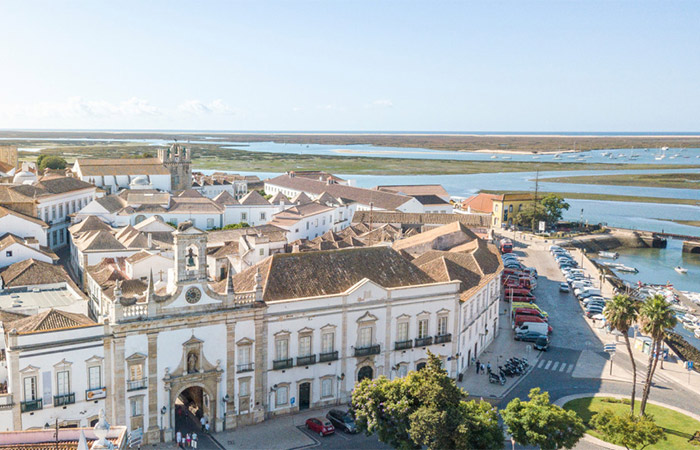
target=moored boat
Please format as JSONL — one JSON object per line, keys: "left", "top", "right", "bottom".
{"left": 599, "top": 251, "right": 619, "bottom": 259}
{"left": 616, "top": 265, "right": 638, "bottom": 273}
{"left": 675, "top": 266, "right": 688, "bottom": 274}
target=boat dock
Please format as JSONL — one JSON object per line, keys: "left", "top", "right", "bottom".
{"left": 673, "top": 289, "right": 700, "bottom": 316}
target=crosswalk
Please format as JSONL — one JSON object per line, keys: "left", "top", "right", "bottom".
{"left": 537, "top": 358, "right": 575, "bottom": 373}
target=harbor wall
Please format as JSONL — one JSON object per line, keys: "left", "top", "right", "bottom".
{"left": 682, "top": 240, "right": 700, "bottom": 254}
{"left": 564, "top": 229, "right": 663, "bottom": 253}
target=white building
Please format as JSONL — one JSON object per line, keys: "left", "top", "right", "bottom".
{"left": 221, "top": 191, "right": 282, "bottom": 227}
{"left": 0, "top": 234, "right": 58, "bottom": 268}
{"left": 0, "top": 206, "right": 49, "bottom": 247}
{"left": 192, "top": 172, "right": 248, "bottom": 200}
{"left": 269, "top": 196, "right": 356, "bottom": 242}
{"left": 265, "top": 173, "right": 424, "bottom": 213}
{"left": 206, "top": 225, "right": 288, "bottom": 280}
{"left": 0, "top": 175, "right": 98, "bottom": 249}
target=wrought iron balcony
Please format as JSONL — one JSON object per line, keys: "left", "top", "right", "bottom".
{"left": 296, "top": 355, "right": 317, "bottom": 366}
{"left": 237, "top": 363, "right": 254, "bottom": 373}
{"left": 394, "top": 340, "right": 413, "bottom": 351}
{"left": 126, "top": 377, "right": 148, "bottom": 391}
{"left": 319, "top": 351, "right": 339, "bottom": 362}
{"left": 54, "top": 393, "right": 75, "bottom": 406}
{"left": 272, "top": 358, "right": 294, "bottom": 370}
{"left": 435, "top": 333, "right": 452, "bottom": 344}
{"left": 354, "top": 345, "right": 380, "bottom": 357}
{"left": 414, "top": 336, "right": 433, "bottom": 347}
{"left": 20, "top": 398, "right": 42, "bottom": 412}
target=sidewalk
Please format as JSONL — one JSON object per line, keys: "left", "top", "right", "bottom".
{"left": 457, "top": 300, "right": 542, "bottom": 399}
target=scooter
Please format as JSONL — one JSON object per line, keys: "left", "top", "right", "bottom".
{"left": 488, "top": 369, "right": 506, "bottom": 385}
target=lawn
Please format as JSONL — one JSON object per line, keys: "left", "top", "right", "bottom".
{"left": 563, "top": 397, "right": 700, "bottom": 450}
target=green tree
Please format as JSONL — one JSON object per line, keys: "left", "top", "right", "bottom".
{"left": 352, "top": 353, "right": 503, "bottom": 450}
{"left": 222, "top": 222, "right": 250, "bottom": 230}
{"left": 501, "top": 388, "right": 585, "bottom": 450}
{"left": 590, "top": 409, "right": 665, "bottom": 450}
{"left": 37, "top": 154, "right": 67, "bottom": 171}
{"left": 638, "top": 295, "right": 677, "bottom": 416}
{"left": 541, "top": 193, "right": 570, "bottom": 225}
{"left": 513, "top": 202, "right": 546, "bottom": 229}
{"left": 604, "top": 294, "right": 640, "bottom": 413}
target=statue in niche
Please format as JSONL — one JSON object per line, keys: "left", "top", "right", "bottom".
{"left": 186, "top": 247, "right": 196, "bottom": 267}
{"left": 187, "top": 352, "right": 198, "bottom": 373}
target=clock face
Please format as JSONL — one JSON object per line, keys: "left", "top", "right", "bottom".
{"left": 185, "top": 287, "right": 202, "bottom": 304}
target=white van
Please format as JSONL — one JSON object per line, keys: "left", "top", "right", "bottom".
{"left": 514, "top": 322, "right": 549, "bottom": 336}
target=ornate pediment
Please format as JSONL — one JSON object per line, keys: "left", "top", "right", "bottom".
{"left": 356, "top": 311, "right": 378, "bottom": 323}
{"left": 167, "top": 334, "right": 221, "bottom": 379}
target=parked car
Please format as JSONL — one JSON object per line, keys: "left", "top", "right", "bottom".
{"left": 306, "top": 417, "right": 335, "bottom": 436}
{"left": 534, "top": 335, "right": 549, "bottom": 351}
{"left": 515, "top": 330, "right": 547, "bottom": 342}
{"left": 559, "top": 282, "right": 570, "bottom": 293}
{"left": 326, "top": 409, "right": 357, "bottom": 433}
{"left": 586, "top": 308, "right": 604, "bottom": 318}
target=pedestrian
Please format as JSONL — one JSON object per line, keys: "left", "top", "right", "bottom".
{"left": 487, "top": 361, "right": 491, "bottom": 373}
{"left": 185, "top": 433, "right": 191, "bottom": 448}
{"left": 192, "top": 433, "right": 198, "bottom": 449}
{"left": 205, "top": 420, "right": 210, "bottom": 434}
{"left": 475, "top": 359, "right": 480, "bottom": 374}
{"left": 200, "top": 416, "right": 206, "bottom": 432}
{"left": 481, "top": 363, "right": 485, "bottom": 374}
{"left": 176, "top": 430, "right": 182, "bottom": 449}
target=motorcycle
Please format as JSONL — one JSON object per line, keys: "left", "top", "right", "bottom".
{"left": 488, "top": 369, "right": 506, "bottom": 385}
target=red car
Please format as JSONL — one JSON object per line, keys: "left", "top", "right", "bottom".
{"left": 306, "top": 417, "right": 335, "bottom": 436}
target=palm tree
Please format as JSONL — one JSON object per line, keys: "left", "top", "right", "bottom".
{"left": 638, "top": 294, "right": 677, "bottom": 416}
{"left": 604, "top": 294, "right": 639, "bottom": 413}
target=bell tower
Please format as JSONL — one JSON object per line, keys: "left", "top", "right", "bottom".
{"left": 173, "top": 221, "right": 208, "bottom": 284}
{"left": 158, "top": 142, "right": 192, "bottom": 191}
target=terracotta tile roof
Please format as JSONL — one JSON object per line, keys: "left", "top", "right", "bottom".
{"left": 9, "top": 308, "right": 96, "bottom": 334}
{"left": 240, "top": 190, "right": 271, "bottom": 206}
{"left": 0, "top": 177, "right": 94, "bottom": 203}
{"left": 69, "top": 215, "right": 113, "bottom": 234}
{"left": 0, "top": 310, "right": 29, "bottom": 324}
{"left": 207, "top": 241, "right": 239, "bottom": 258}
{"left": 125, "top": 250, "right": 154, "bottom": 264}
{"left": 176, "top": 189, "right": 204, "bottom": 198}
{"left": 392, "top": 222, "right": 478, "bottom": 253}
{"left": 168, "top": 196, "right": 223, "bottom": 214}
{"left": 290, "top": 171, "right": 346, "bottom": 183}
{"left": 207, "top": 224, "right": 287, "bottom": 245}
{"left": 374, "top": 184, "right": 450, "bottom": 198}
{"left": 0, "top": 161, "right": 15, "bottom": 173}
{"left": 94, "top": 195, "right": 127, "bottom": 213}
{"left": 75, "top": 158, "right": 170, "bottom": 176}
{"left": 126, "top": 192, "right": 171, "bottom": 205}
{"left": 353, "top": 211, "right": 491, "bottom": 228}
{"left": 0, "top": 205, "right": 48, "bottom": 228}
{"left": 0, "top": 234, "right": 59, "bottom": 261}
{"left": 500, "top": 193, "right": 535, "bottom": 201}
{"left": 269, "top": 192, "right": 289, "bottom": 204}
{"left": 0, "top": 259, "right": 71, "bottom": 288}
{"left": 228, "top": 247, "right": 435, "bottom": 301}
{"left": 271, "top": 202, "right": 334, "bottom": 225}
{"left": 73, "top": 230, "right": 126, "bottom": 251}
{"left": 214, "top": 191, "right": 240, "bottom": 206}
{"left": 290, "top": 192, "right": 313, "bottom": 205}
{"left": 461, "top": 193, "right": 498, "bottom": 214}
{"left": 267, "top": 174, "right": 413, "bottom": 210}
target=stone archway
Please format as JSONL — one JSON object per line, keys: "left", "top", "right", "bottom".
{"left": 357, "top": 366, "right": 373, "bottom": 382}
{"left": 168, "top": 380, "right": 218, "bottom": 441}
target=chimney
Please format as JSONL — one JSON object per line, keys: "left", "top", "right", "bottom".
{"left": 467, "top": 206, "right": 471, "bottom": 214}
{"left": 254, "top": 267, "right": 263, "bottom": 302}
{"left": 147, "top": 233, "right": 153, "bottom": 248}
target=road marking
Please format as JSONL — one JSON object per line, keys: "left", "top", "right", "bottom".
{"left": 551, "top": 362, "right": 560, "bottom": 371}
{"left": 567, "top": 364, "right": 575, "bottom": 373}
{"left": 544, "top": 360, "right": 552, "bottom": 370}
{"left": 559, "top": 363, "right": 567, "bottom": 372}
{"left": 537, "top": 359, "right": 546, "bottom": 368}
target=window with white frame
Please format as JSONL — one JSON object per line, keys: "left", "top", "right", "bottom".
{"left": 207, "top": 218, "right": 214, "bottom": 228}
{"left": 306, "top": 222, "right": 310, "bottom": 230}
{"left": 437, "top": 316, "right": 448, "bottom": 336}
{"left": 358, "top": 326, "right": 372, "bottom": 347}
{"left": 88, "top": 366, "right": 102, "bottom": 390}
{"left": 239, "top": 378, "right": 250, "bottom": 397}
{"left": 130, "top": 397, "right": 143, "bottom": 417}
{"left": 129, "top": 363, "right": 143, "bottom": 381}
{"left": 398, "top": 363, "right": 408, "bottom": 378}
{"left": 299, "top": 335, "right": 312, "bottom": 357}
{"left": 418, "top": 318, "right": 429, "bottom": 339}
{"left": 275, "top": 338, "right": 289, "bottom": 360}
{"left": 238, "top": 345, "right": 252, "bottom": 365}
{"left": 321, "top": 332, "right": 334, "bottom": 353}
{"left": 241, "top": 212, "right": 247, "bottom": 221}
{"left": 260, "top": 212, "right": 266, "bottom": 220}
{"left": 259, "top": 248, "right": 265, "bottom": 256}
{"left": 56, "top": 370, "right": 70, "bottom": 396}
{"left": 23, "top": 376, "right": 37, "bottom": 401}
{"left": 276, "top": 385, "right": 288, "bottom": 406}
{"left": 321, "top": 378, "right": 333, "bottom": 398}
{"left": 397, "top": 321, "right": 409, "bottom": 342}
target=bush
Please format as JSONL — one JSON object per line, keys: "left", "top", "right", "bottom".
{"left": 37, "top": 154, "right": 67, "bottom": 171}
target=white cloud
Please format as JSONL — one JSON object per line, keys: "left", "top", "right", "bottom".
{"left": 370, "top": 99, "right": 393, "bottom": 108}
{"left": 4, "top": 96, "right": 162, "bottom": 119}
{"left": 177, "top": 99, "right": 235, "bottom": 115}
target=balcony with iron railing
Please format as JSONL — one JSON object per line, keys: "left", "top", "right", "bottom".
{"left": 272, "top": 358, "right": 294, "bottom": 370}
{"left": 296, "top": 354, "right": 317, "bottom": 366}
{"left": 126, "top": 377, "right": 148, "bottom": 391}
{"left": 54, "top": 392, "right": 75, "bottom": 407}
{"left": 237, "top": 362, "right": 254, "bottom": 373}
{"left": 414, "top": 336, "right": 433, "bottom": 347}
{"left": 435, "top": 333, "right": 452, "bottom": 344}
{"left": 354, "top": 344, "right": 380, "bottom": 357}
{"left": 21, "top": 398, "right": 42, "bottom": 412}
{"left": 394, "top": 340, "right": 413, "bottom": 351}
{"left": 319, "top": 351, "right": 339, "bottom": 362}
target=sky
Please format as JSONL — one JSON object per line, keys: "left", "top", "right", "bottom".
{"left": 0, "top": 0, "right": 698, "bottom": 132}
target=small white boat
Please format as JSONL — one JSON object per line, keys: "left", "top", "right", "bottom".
{"left": 617, "top": 265, "right": 638, "bottom": 273}
{"left": 490, "top": 155, "right": 498, "bottom": 159}
{"left": 675, "top": 266, "right": 688, "bottom": 274}
{"left": 599, "top": 251, "right": 619, "bottom": 259}
{"left": 602, "top": 152, "right": 611, "bottom": 157}
{"left": 695, "top": 328, "right": 700, "bottom": 339}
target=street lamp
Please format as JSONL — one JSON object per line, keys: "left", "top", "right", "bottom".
{"left": 336, "top": 373, "right": 345, "bottom": 406}
{"left": 160, "top": 406, "right": 167, "bottom": 442}
{"left": 222, "top": 395, "right": 230, "bottom": 431}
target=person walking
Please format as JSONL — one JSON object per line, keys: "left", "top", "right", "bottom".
{"left": 481, "top": 363, "right": 485, "bottom": 374}
{"left": 191, "top": 433, "right": 198, "bottom": 449}
{"left": 200, "top": 416, "right": 206, "bottom": 432}
{"left": 487, "top": 361, "right": 491, "bottom": 373}
{"left": 475, "top": 359, "right": 481, "bottom": 374}
{"left": 185, "top": 433, "right": 191, "bottom": 448}
{"left": 175, "top": 430, "right": 182, "bottom": 449}
{"left": 205, "top": 420, "right": 210, "bottom": 434}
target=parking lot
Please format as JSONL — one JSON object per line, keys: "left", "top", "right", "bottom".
{"left": 296, "top": 423, "right": 392, "bottom": 449}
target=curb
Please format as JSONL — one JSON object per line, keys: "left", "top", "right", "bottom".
{"left": 464, "top": 351, "right": 542, "bottom": 402}
{"left": 554, "top": 392, "right": 700, "bottom": 450}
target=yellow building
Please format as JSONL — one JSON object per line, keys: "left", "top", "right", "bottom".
{"left": 491, "top": 193, "right": 535, "bottom": 228}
